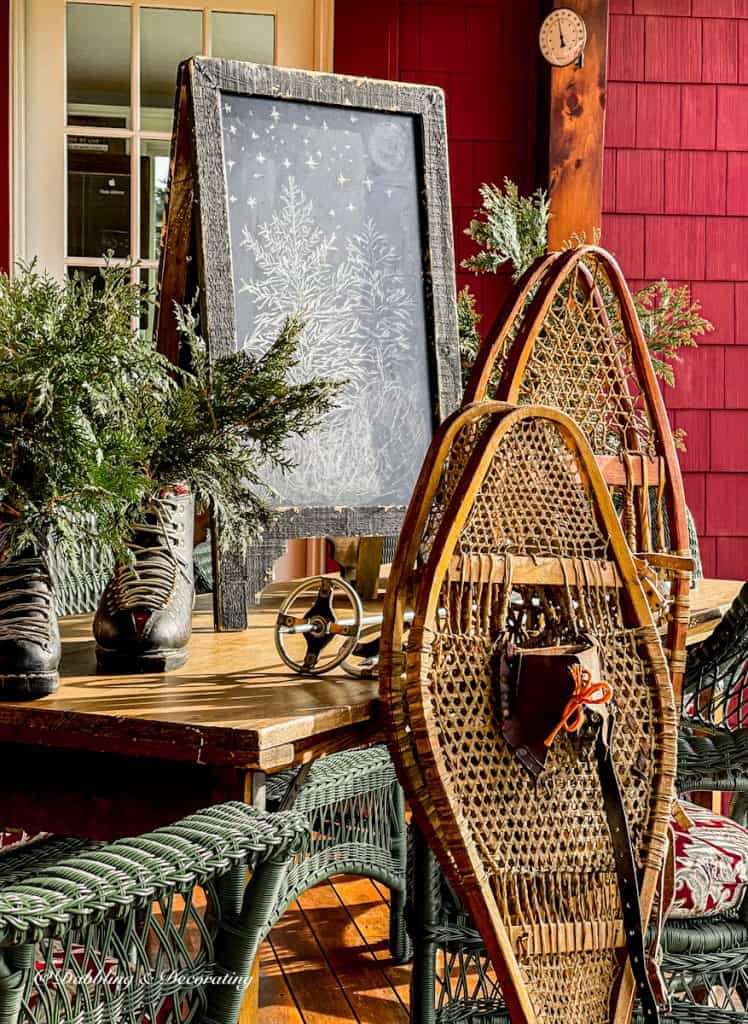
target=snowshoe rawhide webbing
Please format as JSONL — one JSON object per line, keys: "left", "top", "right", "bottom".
{"left": 381, "top": 404, "right": 676, "bottom": 1024}
{"left": 498, "top": 640, "right": 660, "bottom": 1021}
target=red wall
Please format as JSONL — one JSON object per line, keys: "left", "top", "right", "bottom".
{"left": 334, "top": 0, "right": 543, "bottom": 328}
{"left": 603, "top": 0, "right": 748, "bottom": 578}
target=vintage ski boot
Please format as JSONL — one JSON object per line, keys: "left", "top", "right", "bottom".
{"left": 94, "top": 487, "right": 195, "bottom": 673}
{"left": 0, "top": 540, "right": 60, "bottom": 699}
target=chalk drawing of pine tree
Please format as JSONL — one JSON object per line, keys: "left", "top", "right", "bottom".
{"left": 239, "top": 177, "right": 361, "bottom": 385}
{"left": 346, "top": 219, "right": 415, "bottom": 375}
{"left": 238, "top": 178, "right": 426, "bottom": 506}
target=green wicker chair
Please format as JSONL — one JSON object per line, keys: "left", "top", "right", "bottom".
{"left": 0, "top": 802, "right": 307, "bottom": 1024}
{"left": 45, "top": 547, "right": 410, "bottom": 968}
{"left": 265, "top": 746, "right": 408, "bottom": 960}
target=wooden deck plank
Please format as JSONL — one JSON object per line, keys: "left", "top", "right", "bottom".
{"left": 257, "top": 939, "right": 304, "bottom": 1024}
{"left": 266, "top": 898, "right": 359, "bottom": 1024}
{"left": 328, "top": 876, "right": 411, "bottom": 1010}
{"left": 296, "top": 881, "right": 409, "bottom": 1024}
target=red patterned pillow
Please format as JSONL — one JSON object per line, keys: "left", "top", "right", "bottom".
{"left": 671, "top": 800, "right": 748, "bottom": 919}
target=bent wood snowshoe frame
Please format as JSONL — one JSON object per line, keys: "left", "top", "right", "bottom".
{"left": 381, "top": 403, "right": 677, "bottom": 1024}
{"left": 463, "top": 246, "right": 691, "bottom": 700}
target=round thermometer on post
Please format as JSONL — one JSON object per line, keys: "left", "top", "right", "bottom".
{"left": 539, "top": 8, "right": 587, "bottom": 67}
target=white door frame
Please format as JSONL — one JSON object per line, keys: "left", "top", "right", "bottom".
{"left": 9, "top": 0, "right": 334, "bottom": 276}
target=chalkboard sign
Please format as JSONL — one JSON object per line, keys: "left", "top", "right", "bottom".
{"left": 156, "top": 58, "right": 460, "bottom": 629}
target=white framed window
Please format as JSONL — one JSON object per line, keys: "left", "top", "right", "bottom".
{"left": 12, "top": 0, "right": 334, "bottom": 280}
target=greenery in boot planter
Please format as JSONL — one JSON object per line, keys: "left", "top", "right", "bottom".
{"left": 0, "top": 262, "right": 171, "bottom": 563}
{"left": 459, "top": 178, "right": 712, "bottom": 391}
{"left": 134, "top": 302, "right": 341, "bottom": 552}
{"left": 0, "top": 262, "right": 340, "bottom": 570}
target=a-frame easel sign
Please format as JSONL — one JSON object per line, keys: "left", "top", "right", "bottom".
{"left": 155, "top": 57, "right": 461, "bottom": 631}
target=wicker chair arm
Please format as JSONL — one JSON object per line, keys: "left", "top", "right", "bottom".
{"left": 677, "top": 725, "right": 748, "bottom": 793}
{"left": 0, "top": 802, "right": 308, "bottom": 946}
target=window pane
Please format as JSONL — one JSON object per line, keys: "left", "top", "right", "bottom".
{"left": 66, "top": 266, "right": 107, "bottom": 290}
{"left": 211, "top": 12, "right": 274, "bottom": 63}
{"left": 141, "top": 8, "right": 202, "bottom": 133}
{"left": 141, "top": 140, "right": 171, "bottom": 263}
{"left": 67, "top": 3, "right": 131, "bottom": 128}
{"left": 67, "top": 138, "right": 131, "bottom": 259}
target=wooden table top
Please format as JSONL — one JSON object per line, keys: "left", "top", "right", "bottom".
{"left": 0, "top": 578, "right": 741, "bottom": 773}
{"left": 0, "top": 595, "right": 380, "bottom": 772}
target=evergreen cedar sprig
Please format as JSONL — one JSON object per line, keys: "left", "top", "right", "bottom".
{"left": 142, "top": 302, "right": 342, "bottom": 551}
{"left": 458, "top": 179, "right": 712, "bottom": 390}
{"left": 457, "top": 287, "right": 482, "bottom": 388}
{"left": 463, "top": 179, "right": 550, "bottom": 281}
{"left": 0, "top": 263, "right": 342, "bottom": 564}
{"left": 634, "top": 280, "right": 712, "bottom": 387}
{"left": 0, "top": 262, "right": 172, "bottom": 563}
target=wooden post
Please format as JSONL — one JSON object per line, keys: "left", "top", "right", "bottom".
{"left": 546, "top": 0, "right": 609, "bottom": 250}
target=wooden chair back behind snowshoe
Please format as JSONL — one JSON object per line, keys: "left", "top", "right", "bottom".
{"left": 464, "top": 245, "right": 691, "bottom": 698}
{"left": 381, "top": 403, "right": 677, "bottom": 1024}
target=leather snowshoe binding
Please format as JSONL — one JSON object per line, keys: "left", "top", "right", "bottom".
{"left": 94, "top": 487, "right": 194, "bottom": 673}
{"left": 381, "top": 403, "right": 677, "bottom": 1024}
{"left": 0, "top": 537, "right": 60, "bottom": 699}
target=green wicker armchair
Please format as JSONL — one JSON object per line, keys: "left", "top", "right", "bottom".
{"left": 46, "top": 540, "right": 410, "bottom": 967}
{"left": 0, "top": 802, "right": 307, "bottom": 1024}
{"left": 265, "top": 746, "right": 409, "bottom": 960}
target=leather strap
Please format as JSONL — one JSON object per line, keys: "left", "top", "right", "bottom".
{"left": 596, "top": 716, "right": 660, "bottom": 1022}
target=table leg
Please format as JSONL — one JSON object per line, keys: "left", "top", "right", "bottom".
{"left": 239, "top": 769, "right": 267, "bottom": 1024}
{"left": 248, "top": 770, "right": 267, "bottom": 809}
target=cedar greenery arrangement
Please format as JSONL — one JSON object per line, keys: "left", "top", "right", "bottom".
{"left": 0, "top": 262, "right": 340, "bottom": 566}
{"left": 459, "top": 178, "right": 712, "bottom": 388}
{"left": 140, "top": 303, "right": 341, "bottom": 551}
{"left": 0, "top": 263, "right": 170, "bottom": 563}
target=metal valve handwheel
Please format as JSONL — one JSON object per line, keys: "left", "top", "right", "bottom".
{"left": 275, "top": 575, "right": 416, "bottom": 678}
{"left": 274, "top": 576, "right": 365, "bottom": 676}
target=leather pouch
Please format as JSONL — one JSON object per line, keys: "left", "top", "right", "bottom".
{"left": 498, "top": 640, "right": 609, "bottom": 777}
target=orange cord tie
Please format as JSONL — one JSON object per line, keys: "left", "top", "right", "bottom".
{"left": 544, "top": 663, "right": 613, "bottom": 747}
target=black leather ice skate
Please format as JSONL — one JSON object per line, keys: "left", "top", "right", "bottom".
{"left": 94, "top": 487, "right": 195, "bottom": 673}
{"left": 0, "top": 545, "right": 60, "bottom": 699}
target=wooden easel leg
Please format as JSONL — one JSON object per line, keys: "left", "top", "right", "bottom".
{"left": 355, "top": 536, "right": 384, "bottom": 600}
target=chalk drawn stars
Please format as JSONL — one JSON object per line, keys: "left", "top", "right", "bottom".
{"left": 305, "top": 155, "right": 319, "bottom": 170}
{"left": 223, "top": 102, "right": 232, "bottom": 114}
{"left": 363, "top": 177, "right": 373, "bottom": 191}
{"left": 270, "top": 106, "right": 280, "bottom": 122}
{"left": 337, "top": 172, "right": 350, "bottom": 186}
{"left": 247, "top": 195, "right": 256, "bottom": 208}
{"left": 256, "top": 152, "right": 266, "bottom": 164}
{"left": 229, "top": 124, "right": 237, "bottom": 135}
{"left": 282, "top": 157, "right": 291, "bottom": 169}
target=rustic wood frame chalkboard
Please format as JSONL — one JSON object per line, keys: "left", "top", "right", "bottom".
{"left": 156, "top": 57, "right": 460, "bottom": 630}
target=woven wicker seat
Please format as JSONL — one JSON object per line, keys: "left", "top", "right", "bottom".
{"left": 0, "top": 802, "right": 307, "bottom": 1024}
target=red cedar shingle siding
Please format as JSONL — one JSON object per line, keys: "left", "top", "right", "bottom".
{"left": 604, "top": 3, "right": 748, "bottom": 578}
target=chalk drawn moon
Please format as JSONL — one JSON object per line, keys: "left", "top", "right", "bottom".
{"left": 369, "top": 121, "right": 408, "bottom": 172}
